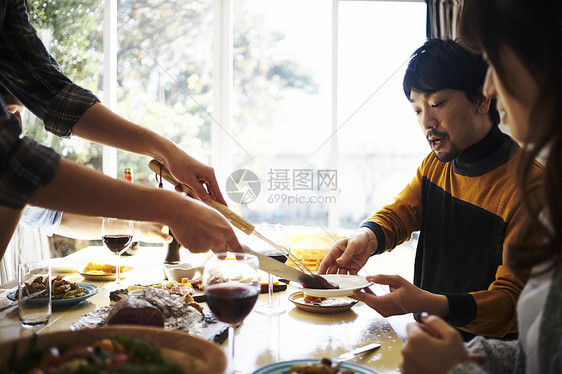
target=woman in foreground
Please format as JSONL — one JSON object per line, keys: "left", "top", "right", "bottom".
{"left": 399, "top": 0, "right": 562, "bottom": 373}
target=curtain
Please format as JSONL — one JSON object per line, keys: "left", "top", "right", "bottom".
{"left": 426, "top": 0, "right": 464, "bottom": 39}
{"left": 0, "top": 226, "right": 50, "bottom": 283}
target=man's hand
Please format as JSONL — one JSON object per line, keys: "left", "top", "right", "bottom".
{"left": 400, "top": 315, "right": 470, "bottom": 374}
{"left": 318, "top": 228, "right": 377, "bottom": 274}
{"left": 352, "top": 274, "right": 449, "bottom": 317}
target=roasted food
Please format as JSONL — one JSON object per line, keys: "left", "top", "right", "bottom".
{"left": 51, "top": 276, "right": 87, "bottom": 299}
{"left": 73, "top": 287, "right": 204, "bottom": 333}
{"left": 310, "top": 274, "right": 340, "bottom": 289}
{"left": 19, "top": 275, "right": 86, "bottom": 300}
{"left": 303, "top": 294, "right": 325, "bottom": 304}
{"left": 290, "top": 361, "right": 355, "bottom": 374}
{"left": 106, "top": 297, "right": 165, "bottom": 327}
{"left": 110, "top": 281, "right": 204, "bottom": 306}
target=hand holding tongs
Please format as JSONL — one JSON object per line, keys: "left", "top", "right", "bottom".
{"left": 148, "top": 160, "right": 314, "bottom": 275}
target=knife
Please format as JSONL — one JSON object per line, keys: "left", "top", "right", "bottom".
{"left": 329, "top": 342, "right": 381, "bottom": 363}
{"left": 242, "top": 246, "right": 328, "bottom": 289}
{"left": 0, "top": 290, "right": 48, "bottom": 313}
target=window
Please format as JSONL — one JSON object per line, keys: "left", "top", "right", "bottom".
{"left": 25, "top": 0, "right": 426, "bottom": 250}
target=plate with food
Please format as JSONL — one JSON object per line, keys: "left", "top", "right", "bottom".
{"left": 303, "top": 274, "right": 374, "bottom": 298}
{"left": 7, "top": 278, "right": 99, "bottom": 307}
{"left": 79, "top": 261, "right": 134, "bottom": 281}
{"left": 289, "top": 291, "right": 358, "bottom": 314}
{"left": 0, "top": 325, "right": 226, "bottom": 374}
{"left": 253, "top": 359, "right": 378, "bottom": 374}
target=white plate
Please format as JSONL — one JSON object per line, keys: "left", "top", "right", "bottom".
{"left": 289, "top": 291, "right": 358, "bottom": 314}
{"left": 302, "top": 274, "right": 374, "bottom": 297}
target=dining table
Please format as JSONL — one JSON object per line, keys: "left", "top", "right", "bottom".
{"left": 0, "top": 244, "right": 411, "bottom": 374}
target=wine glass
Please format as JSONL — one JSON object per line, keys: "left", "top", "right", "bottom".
{"left": 252, "top": 224, "right": 290, "bottom": 316}
{"left": 102, "top": 217, "right": 134, "bottom": 286}
{"left": 203, "top": 253, "right": 260, "bottom": 373}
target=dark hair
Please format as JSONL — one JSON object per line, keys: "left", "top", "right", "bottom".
{"left": 459, "top": 0, "right": 562, "bottom": 275}
{"left": 403, "top": 38, "right": 500, "bottom": 126}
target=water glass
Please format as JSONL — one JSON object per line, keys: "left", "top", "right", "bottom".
{"left": 18, "top": 262, "right": 51, "bottom": 328}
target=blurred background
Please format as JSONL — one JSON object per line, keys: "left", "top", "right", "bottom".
{"left": 20, "top": 0, "right": 426, "bottom": 268}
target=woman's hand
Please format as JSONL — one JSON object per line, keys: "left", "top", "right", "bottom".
{"left": 162, "top": 150, "right": 227, "bottom": 205}
{"left": 400, "top": 315, "right": 469, "bottom": 374}
{"left": 166, "top": 197, "right": 244, "bottom": 254}
{"left": 133, "top": 221, "right": 173, "bottom": 244}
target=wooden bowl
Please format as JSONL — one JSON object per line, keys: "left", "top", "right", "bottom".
{"left": 0, "top": 325, "right": 226, "bottom": 374}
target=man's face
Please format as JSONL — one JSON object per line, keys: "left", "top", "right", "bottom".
{"left": 409, "top": 89, "right": 491, "bottom": 162}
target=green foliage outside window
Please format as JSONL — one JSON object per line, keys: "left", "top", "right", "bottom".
{"left": 23, "top": 0, "right": 316, "bottom": 254}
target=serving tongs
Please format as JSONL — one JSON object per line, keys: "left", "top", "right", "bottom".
{"left": 148, "top": 160, "right": 314, "bottom": 276}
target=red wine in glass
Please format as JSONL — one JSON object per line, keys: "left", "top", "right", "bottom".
{"left": 205, "top": 283, "right": 260, "bottom": 324}
{"left": 203, "top": 253, "right": 259, "bottom": 373}
{"left": 102, "top": 218, "right": 133, "bottom": 286}
{"left": 103, "top": 235, "right": 133, "bottom": 254}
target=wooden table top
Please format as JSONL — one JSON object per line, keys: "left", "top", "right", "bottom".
{"left": 0, "top": 245, "right": 409, "bottom": 373}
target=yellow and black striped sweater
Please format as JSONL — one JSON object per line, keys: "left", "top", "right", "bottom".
{"left": 362, "top": 126, "right": 543, "bottom": 338}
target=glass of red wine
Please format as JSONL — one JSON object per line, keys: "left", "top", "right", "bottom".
{"left": 102, "top": 217, "right": 133, "bottom": 286}
{"left": 203, "top": 252, "right": 260, "bottom": 372}
{"left": 252, "top": 224, "right": 290, "bottom": 316}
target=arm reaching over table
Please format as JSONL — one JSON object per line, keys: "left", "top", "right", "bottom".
{"left": 0, "top": 0, "right": 235, "bottom": 258}
{"left": 55, "top": 212, "right": 173, "bottom": 244}
{"left": 27, "top": 159, "right": 243, "bottom": 254}
{"left": 72, "top": 104, "right": 227, "bottom": 206}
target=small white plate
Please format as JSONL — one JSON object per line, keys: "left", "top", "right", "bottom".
{"left": 302, "top": 274, "right": 374, "bottom": 297}
{"left": 289, "top": 291, "right": 358, "bottom": 314}
{"left": 164, "top": 263, "right": 204, "bottom": 282}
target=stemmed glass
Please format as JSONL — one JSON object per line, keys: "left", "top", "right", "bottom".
{"left": 252, "top": 224, "right": 291, "bottom": 315}
{"left": 102, "top": 217, "right": 133, "bottom": 286}
{"left": 203, "top": 253, "right": 260, "bottom": 373}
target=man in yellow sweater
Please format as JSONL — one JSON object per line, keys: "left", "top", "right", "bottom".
{"left": 319, "top": 39, "right": 543, "bottom": 340}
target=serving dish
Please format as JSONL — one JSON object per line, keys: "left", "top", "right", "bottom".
{"left": 7, "top": 283, "right": 99, "bottom": 307}
{"left": 303, "top": 274, "right": 374, "bottom": 298}
{"left": 253, "top": 359, "right": 378, "bottom": 374}
{"left": 164, "top": 263, "right": 203, "bottom": 282}
{"left": 0, "top": 325, "right": 226, "bottom": 374}
{"left": 289, "top": 291, "right": 358, "bottom": 314}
